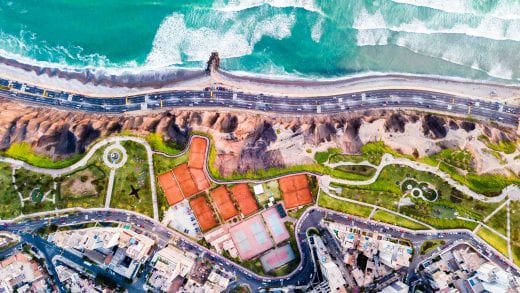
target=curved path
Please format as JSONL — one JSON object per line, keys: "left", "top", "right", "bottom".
{"left": 0, "top": 132, "right": 519, "bottom": 288}
{"left": 0, "top": 136, "right": 159, "bottom": 221}
{"left": 324, "top": 153, "right": 519, "bottom": 203}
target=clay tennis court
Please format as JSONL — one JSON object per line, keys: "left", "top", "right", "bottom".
{"left": 173, "top": 164, "right": 199, "bottom": 198}
{"left": 190, "top": 196, "right": 217, "bottom": 231}
{"left": 230, "top": 183, "right": 258, "bottom": 216}
{"left": 190, "top": 168, "right": 210, "bottom": 191}
{"left": 229, "top": 215, "right": 274, "bottom": 260}
{"left": 157, "top": 172, "right": 184, "bottom": 205}
{"left": 210, "top": 186, "right": 238, "bottom": 221}
{"left": 278, "top": 174, "right": 313, "bottom": 209}
{"left": 188, "top": 137, "right": 207, "bottom": 169}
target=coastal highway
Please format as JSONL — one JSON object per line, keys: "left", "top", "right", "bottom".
{"left": 1, "top": 207, "right": 518, "bottom": 292}
{"left": 0, "top": 77, "right": 518, "bottom": 127}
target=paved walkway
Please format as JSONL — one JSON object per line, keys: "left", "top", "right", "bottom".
{"left": 325, "top": 153, "right": 519, "bottom": 203}
{"left": 102, "top": 142, "right": 128, "bottom": 209}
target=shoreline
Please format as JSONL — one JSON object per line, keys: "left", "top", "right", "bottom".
{"left": 0, "top": 56, "right": 519, "bottom": 105}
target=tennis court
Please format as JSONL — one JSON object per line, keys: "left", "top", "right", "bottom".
{"left": 157, "top": 172, "right": 183, "bottom": 205}
{"left": 230, "top": 183, "right": 258, "bottom": 216}
{"left": 262, "top": 206, "right": 290, "bottom": 244}
{"left": 173, "top": 164, "right": 199, "bottom": 198}
{"left": 278, "top": 174, "right": 313, "bottom": 209}
{"left": 211, "top": 186, "right": 238, "bottom": 221}
{"left": 190, "top": 168, "right": 210, "bottom": 191}
{"left": 229, "top": 215, "right": 274, "bottom": 260}
{"left": 190, "top": 196, "right": 218, "bottom": 232}
{"left": 188, "top": 137, "right": 207, "bottom": 169}
{"left": 260, "top": 244, "right": 296, "bottom": 272}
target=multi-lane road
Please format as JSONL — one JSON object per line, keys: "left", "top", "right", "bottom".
{"left": 1, "top": 207, "right": 518, "bottom": 292}
{"left": 0, "top": 77, "right": 518, "bottom": 127}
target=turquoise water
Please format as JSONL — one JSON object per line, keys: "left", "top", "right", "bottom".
{"left": 1, "top": 0, "right": 520, "bottom": 81}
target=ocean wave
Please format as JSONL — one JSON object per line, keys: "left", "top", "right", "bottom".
{"left": 310, "top": 17, "right": 324, "bottom": 43}
{"left": 146, "top": 10, "right": 296, "bottom": 66}
{"left": 390, "top": 0, "right": 520, "bottom": 20}
{"left": 353, "top": 7, "right": 520, "bottom": 42}
{"left": 393, "top": 33, "right": 517, "bottom": 80}
{"left": 355, "top": 29, "right": 389, "bottom": 46}
{"left": 212, "top": 0, "right": 322, "bottom": 14}
{"left": 0, "top": 30, "right": 121, "bottom": 69}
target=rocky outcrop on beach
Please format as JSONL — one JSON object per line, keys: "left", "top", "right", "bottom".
{"left": 0, "top": 98, "right": 517, "bottom": 176}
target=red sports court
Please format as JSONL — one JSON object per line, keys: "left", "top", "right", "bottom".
{"left": 190, "top": 196, "right": 217, "bottom": 232}
{"left": 278, "top": 174, "right": 313, "bottom": 209}
{"left": 210, "top": 186, "right": 239, "bottom": 221}
{"left": 157, "top": 172, "right": 183, "bottom": 205}
{"left": 188, "top": 137, "right": 207, "bottom": 169}
{"left": 230, "top": 183, "right": 258, "bottom": 216}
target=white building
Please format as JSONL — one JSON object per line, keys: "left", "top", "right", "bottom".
{"left": 313, "top": 235, "right": 348, "bottom": 292}
{"left": 148, "top": 246, "right": 196, "bottom": 292}
{"left": 380, "top": 280, "right": 409, "bottom": 293}
{"left": 471, "top": 262, "right": 520, "bottom": 293}
{"left": 377, "top": 240, "right": 412, "bottom": 270}
{"left": 253, "top": 184, "right": 264, "bottom": 195}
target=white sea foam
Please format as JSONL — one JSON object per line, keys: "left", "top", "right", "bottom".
{"left": 0, "top": 30, "right": 115, "bottom": 69}
{"left": 394, "top": 33, "right": 517, "bottom": 80}
{"left": 311, "top": 17, "right": 324, "bottom": 43}
{"left": 213, "top": 0, "right": 322, "bottom": 14}
{"left": 355, "top": 29, "right": 389, "bottom": 46}
{"left": 353, "top": 7, "right": 520, "bottom": 42}
{"left": 146, "top": 11, "right": 296, "bottom": 66}
{"left": 390, "top": 0, "right": 520, "bottom": 20}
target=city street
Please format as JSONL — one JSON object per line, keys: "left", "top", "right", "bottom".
{"left": 1, "top": 206, "right": 518, "bottom": 292}
{"left": 0, "top": 77, "right": 518, "bottom": 128}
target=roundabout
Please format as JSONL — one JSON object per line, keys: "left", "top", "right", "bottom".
{"left": 103, "top": 144, "right": 128, "bottom": 169}
{"left": 402, "top": 179, "right": 438, "bottom": 202}
{"left": 30, "top": 187, "right": 44, "bottom": 203}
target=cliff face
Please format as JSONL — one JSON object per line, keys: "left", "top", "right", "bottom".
{"left": 0, "top": 99, "right": 517, "bottom": 176}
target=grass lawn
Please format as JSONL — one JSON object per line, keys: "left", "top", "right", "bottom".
{"left": 419, "top": 240, "right": 446, "bottom": 255}
{"left": 333, "top": 165, "right": 377, "bottom": 181}
{"left": 111, "top": 141, "right": 153, "bottom": 218}
{"left": 477, "top": 227, "right": 509, "bottom": 258}
{"left": 371, "top": 210, "right": 428, "bottom": 230}
{"left": 1, "top": 142, "right": 82, "bottom": 169}
{"left": 265, "top": 181, "right": 281, "bottom": 201}
{"left": 156, "top": 184, "right": 170, "bottom": 221}
{"left": 13, "top": 168, "right": 58, "bottom": 215}
{"left": 314, "top": 148, "right": 342, "bottom": 164}
{"left": 331, "top": 184, "right": 401, "bottom": 211}
{"left": 510, "top": 201, "right": 520, "bottom": 249}
{"left": 513, "top": 245, "right": 520, "bottom": 267}
{"left": 318, "top": 192, "right": 372, "bottom": 218}
{"left": 478, "top": 135, "right": 518, "bottom": 154}
{"left": 329, "top": 141, "right": 411, "bottom": 165}
{"left": 145, "top": 133, "right": 185, "bottom": 155}
{"left": 153, "top": 152, "right": 189, "bottom": 175}
{"left": 439, "top": 162, "right": 519, "bottom": 197}
{"left": 58, "top": 165, "right": 107, "bottom": 209}
{"left": 421, "top": 149, "right": 474, "bottom": 171}
{"left": 288, "top": 205, "right": 312, "bottom": 219}
{"left": 339, "top": 164, "right": 503, "bottom": 223}
{"left": 0, "top": 163, "right": 22, "bottom": 219}
{"left": 485, "top": 206, "right": 508, "bottom": 237}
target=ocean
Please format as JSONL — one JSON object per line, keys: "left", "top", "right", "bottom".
{"left": 0, "top": 0, "right": 519, "bottom": 82}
